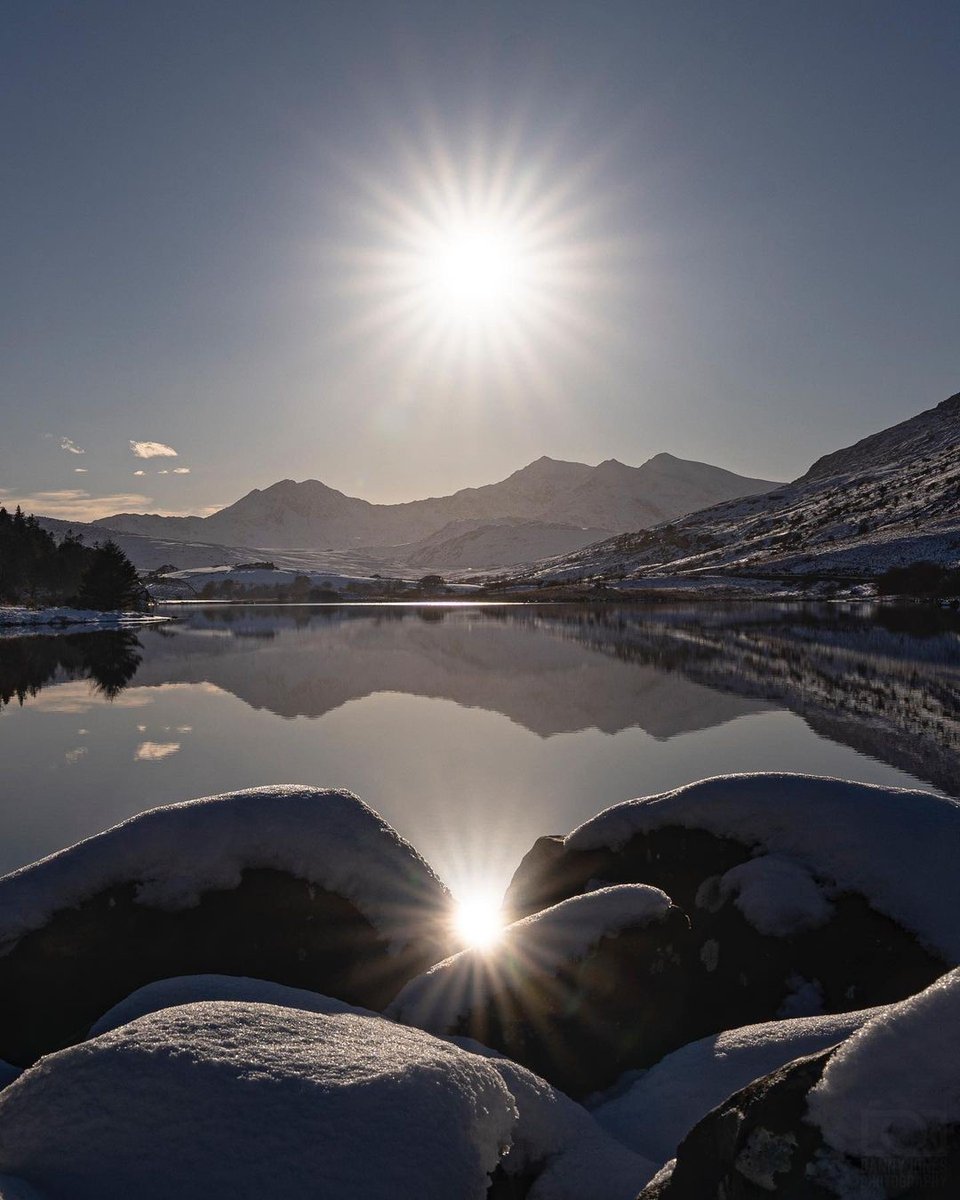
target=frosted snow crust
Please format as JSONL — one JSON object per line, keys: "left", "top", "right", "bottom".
{"left": 807, "top": 967, "right": 960, "bottom": 1160}
{"left": 567, "top": 773, "right": 960, "bottom": 960}
{"left": 0, "top": 786, "right": 448, "bottom": 955}
{"left": 592, "top": 1007, "right": 883, "bottom": 1164}
{"left": 389, "top": 884, "right": 673, "bottom": 1031}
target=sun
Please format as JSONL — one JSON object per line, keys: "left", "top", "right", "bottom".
{"left": 330, "top": 113, "right": 618, "bottom": 400}
{"left": 453, "top": 893, "right": 505, "bottom": 951}
{"left": 419, "top": 222, "right": 529, "bottom": 317}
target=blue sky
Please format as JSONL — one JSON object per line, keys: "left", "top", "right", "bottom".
{"left": 2, "top": 0, "right": 958, "bottom": 519}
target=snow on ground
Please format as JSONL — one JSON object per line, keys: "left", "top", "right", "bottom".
{"left": 591, "top": 1007, "right": 883, "bottom": 1164}
{"left": 0, "top": 1001, "right": 518, "bottom": 1200}
{"left": 86, "top": 975, "right": 656, "bottom": 1200}
{"left": 0, "top": 607, "right": 171, "bottom": 636}
{"left": 389, "top": 884, "right": 673, "bottom": 1032}
{"left": 566, "top": 773, "right": 960, "bottom": 962}
{"left": 807, "top": 967, "right": 960, "bottom": 1160}
{"left": 0, "top": 786, "right": 449, "bottom": 955}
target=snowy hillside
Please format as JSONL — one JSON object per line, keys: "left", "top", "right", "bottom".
{"left": 92, "top": 454, "right": 779, "bottom": 558}
{"left": 524, "top": 389, "right": 960, "bottom": 583}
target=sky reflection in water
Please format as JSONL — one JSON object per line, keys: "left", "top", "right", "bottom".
{"left": 0, "top": 603, "right": 957, "bottom": 904}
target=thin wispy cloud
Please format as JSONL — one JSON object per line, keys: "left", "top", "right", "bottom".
{"left": 59, "top": 437, "right": 85, "bottom": 455}
{"left": 172, "top": 467, "right": 191, "bottom": 474}
{"left": 74, "top": 467, "right": 88, "bottom": 473}
{"left": 130, "top": 440, "right": 178, "bottom": 459}
{"left": 157, "top": 469, "right": 169, "bottom": 475}
{"left": 133, "top": 469, "right": 145, "bottom": 476}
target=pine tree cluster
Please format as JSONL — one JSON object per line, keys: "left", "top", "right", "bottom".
{"left": 0, "top": 507, "right": 146, "bottom": 611}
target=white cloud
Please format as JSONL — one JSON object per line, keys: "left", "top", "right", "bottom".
{"left": 157, "top": 469, "right": 169, "bottom": 475}
{"left": 74, "top": 467, "right": 88, "bottom": 473}
{"left": 172, "top": 467, "right": 191, "bottom": 474}
{"left": 130, "top": 440, "right": 178, "bottom": 459}
{"left": 60, "top": 437, "right": 85, "bottom": 455}
{"left": 133, "top": 469, "right": 145, "bottom": 476}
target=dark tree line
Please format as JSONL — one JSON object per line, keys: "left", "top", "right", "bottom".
{"left": 0, "top": 506, "right": 145, "bottom": 610}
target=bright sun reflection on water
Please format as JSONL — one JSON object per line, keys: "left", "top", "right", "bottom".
{"left": 454, "top": 893, "right": 505, "bottom": 950}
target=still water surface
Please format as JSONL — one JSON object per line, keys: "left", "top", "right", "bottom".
{"left": 1, "top": 602, "right": 958, "bottom": 906}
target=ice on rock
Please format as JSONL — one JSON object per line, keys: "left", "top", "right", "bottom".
{"left": 0, "top": 786, "right": 448, "bottom": 955}
{"left": 567, "top": 773, "right": 960, "bottom": 961}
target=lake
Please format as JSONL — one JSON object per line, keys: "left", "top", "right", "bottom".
{"left": 1, "top": 602, "right": 958, "bottom": 914}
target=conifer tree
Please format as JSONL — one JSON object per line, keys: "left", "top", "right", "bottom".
{"left": 76, "top": 541, "right": 145, "bottom": 611}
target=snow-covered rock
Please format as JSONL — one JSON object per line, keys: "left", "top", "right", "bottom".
{"left": 565, "top": 773, "right": 960, "bottom": 963}
{"left": 503, "top": 774, "right": 954, "bottom": 1069}
{"left": 0, "top": 787, "right": 451, "bottom": 1064}
{"left": 390, "top": 885, "right": 691, "bottom": 1096}
{"left": 592, "top": 1007, "right": 883, "bottom": 1165}
{"left": 641, "top": 969, "right": 960, "bottom": 1198}
{"left": 85, "top": 973, "right": 658, "bottom": 1198}
{"left": 0, "top": 1001, "right": 516, "bottom": 1200}
{"left": 0, "top": 986, "right": 658, "bottom": 1200}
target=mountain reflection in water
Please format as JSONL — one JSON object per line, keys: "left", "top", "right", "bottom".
{"left": 0, "top": 603, "right": 957, "bottom": 893}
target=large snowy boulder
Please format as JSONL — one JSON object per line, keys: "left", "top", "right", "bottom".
{"left": 639, "top": 968, "right": 960, "bottom": 1199}
{"left": 0, "top": 786, "right": 452, "bottom": 1065}
{"left": 0, "top": 994, "right": 656, "bottom": 1200}
{"left": 504, "top": 774, "right": 956, "bottom": 1042}
{"left": 390, "top": 884, "right": 692, "bottom": 1096}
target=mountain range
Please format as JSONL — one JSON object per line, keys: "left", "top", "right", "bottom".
{"left": 87, "top": 453, "right": 778, "bottom": 570}
{"left": 527, "top": 389, "right": 960, "bottom": 583}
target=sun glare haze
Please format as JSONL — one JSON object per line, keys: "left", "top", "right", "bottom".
{"left": 454, "top": 891, "right": 505, "bottom": 951}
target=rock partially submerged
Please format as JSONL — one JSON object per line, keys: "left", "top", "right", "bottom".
{"left": 0, "top": 787, "right": 451, "bottom": 1064}
{"left": 504, "top": 775, "right": 955, "bottom": 1049}
{"left": 390, "top": 885, "right": 692, "bottom": 1096}
{"left": 641, "top": 968, "right": 960, "bottom": 1199}
{"left": 0, "top": 988, "right": 656, "bottom": 1200}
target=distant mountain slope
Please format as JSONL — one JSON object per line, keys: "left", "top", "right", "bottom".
{"left": 94, "top": 454, "right": 779, "bottom": 555}
{"left": 34, "top": 518, "right": 261, "bottom": 572}
{"left": 527, "top": 390, "right": 960, "bottom": 582}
